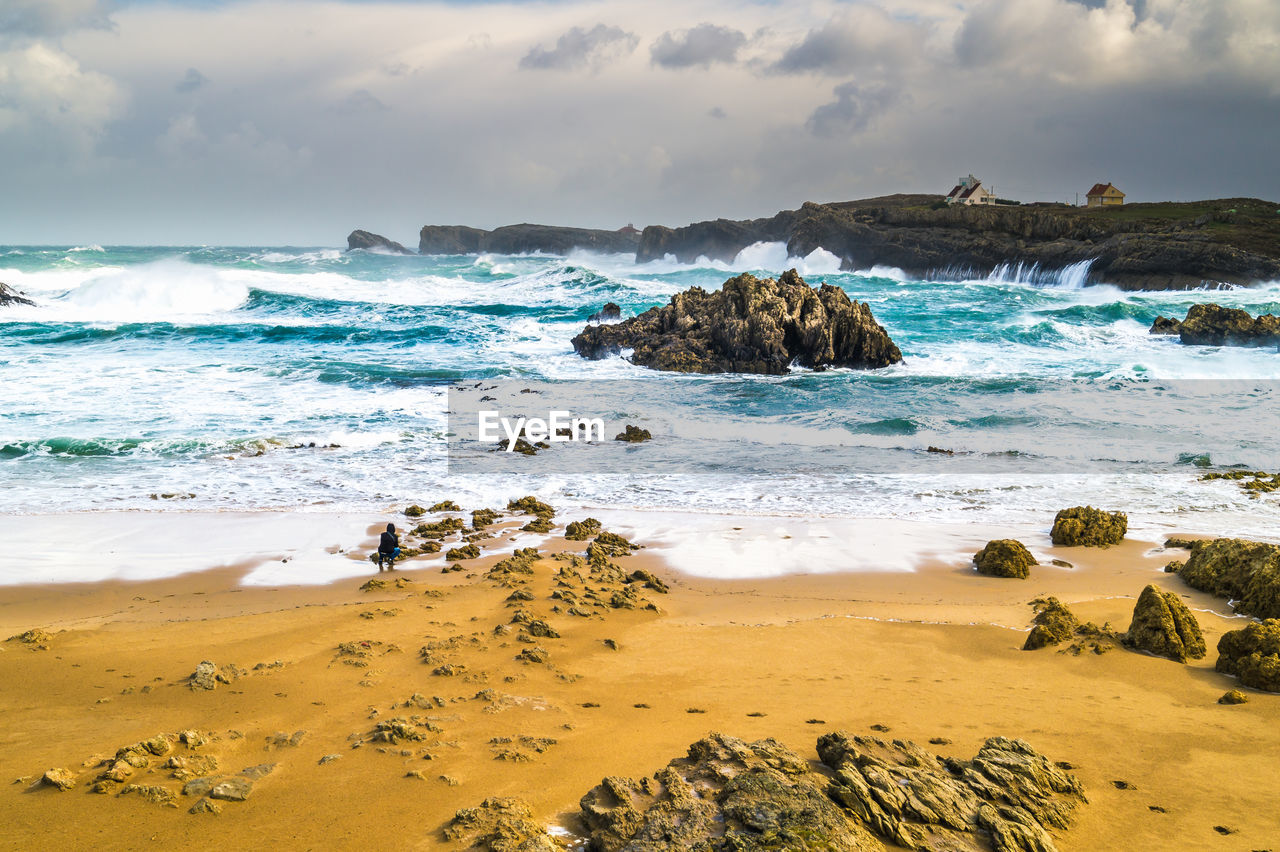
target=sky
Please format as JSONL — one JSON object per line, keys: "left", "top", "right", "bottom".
{"left": 2, "top": 0, "right": 1278, "bottom": 245}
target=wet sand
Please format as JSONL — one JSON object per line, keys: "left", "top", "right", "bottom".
{"left": 0, "top": 515, "right": 1275, "bottom": 851}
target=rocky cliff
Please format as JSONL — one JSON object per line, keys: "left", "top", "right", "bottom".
{"left": 572, "top": 269, "right": 902, "bottom": 374}
{"left": 0, "top": 283, "right": 34, "bottom": 307}
{"left": 418, "top": 223, "right": 640, "bottom": 255}
{"left": 638, "top": 195, "right": 1280, "bottom": 290}
{"left": 346, "top": 229, "right": 414, "bottom": 254}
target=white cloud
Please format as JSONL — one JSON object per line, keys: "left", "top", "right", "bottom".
{"left": 0, "top": 42, "right": 124, "bottom": 156}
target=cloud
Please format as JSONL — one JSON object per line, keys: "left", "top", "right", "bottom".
{"left": 3, "top": 0, "right": 1280, "bottom": 244}
{"left": 650, "top": 23, "right": 746, "bottom": 69}
{"left": 332, "top": 88, "right": 388, "bottom": 113}
{"left": 805, "top": 82, "right": 899, "bottom": 138}
{"left": 770, "top": 6, "right": 923, "bottom": 76}
{"left": 0, "top": 42, "right": 124, "bottom": 156}
{"left": 518, "top": 23, "right": 638, "bottom": 71}
{"left": 0, "top": 0, "right": 114, "bottom": 41}
{"left": 175, "top": 67, "right": 208, "bottom": 93}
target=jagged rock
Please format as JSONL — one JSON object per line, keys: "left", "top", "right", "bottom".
{"left": 564, "top": 518, "right": 602, "bottom": 541}
{"left": 443, "top": 796, "right": 563, "bottom": 851}
{"left": 521, "top": 517, "right": 554, "bottom": 533}
{"left": 1149, "top": 316, "right": 1182, "bottom": 335}
{"left": 182, "top": 777, "right": 219, "bottom": 797}
{"left": 429, "top": 500, "right": 461, "bottom": 512}
{"left": 40, "top": 768, "right": 77, "bottom": 791}
{"left": 1178, "top": 538, "right": 1280, "bottom": 619}
{"left": 120, "top": 784, "right": 177, "bottom": 806}
{"left": 628, "top": 569, "right": 669, "bottom": 594}
{"left": 359, "top": 576, "right": 415, "bottom": 592}
{"left": 404, "top": 504, "right": 426, "bottom": 517}
{"left": 1122, "top": 585, "right": 1206, "bottom": 662}
{"left": 420, "top": 223, "right": 640, "bottom": 255}
{"left": 508, "top": 496, "right": 555, "bottom": 518}
{"left": 589, "top": 302, "right": 622, "bottom": 323}
{"left": 589, "top": 532, "right": 637, "bottom": 558}
{"left": 346, "top": 229, "right": 414, "bottom": 255}
{"left": 473, "top": 508, "right": 501, "bottom": 529}
{"left": 1218, "top": 689, "right": 1249, "bottom": 705}
{"left": 817, "top": 732, "right": 1084, "bottom": 852}
{"left": 1049, "top": 506, "right": 1126, "bottom": 547}
{"left": 1171, "top": 303, "right": 1280, "bottom": 346}
{"left": 189, "top": 797, "right": 222, "bottom": 815}
{"left": 189, "top": 660, "right": 218, "bottom": 691}
{"left": 974, "top": 540, "right": 1036, "bottom": 579}
{"left": 209, "top": 778, "right": 253, "bottom": 802}
{"left": 1022, "top": 598, "right": 1080, "bottom": 650}
{"left": 614, "top": 424, "right": 651, "bottom": 443}
{"left": 1215, "top": 619, "right": 1280, "bottom": 692}
{"left": 578, "top": 732, "right": 884, "bottom": 852}
{"left": 446, "top": 544, "right": 481, "bottom": 561}
{"left": 517, "top": 647, "right": 549, "bottom": 664}
{"left": 5, "top": 628, "right": 52, "bottom": 650}
{"left": 572, "top": 270, "right": 902, "bottom": 374}
{"left": 0, "top": 283, "right": 35, "bottom": 307}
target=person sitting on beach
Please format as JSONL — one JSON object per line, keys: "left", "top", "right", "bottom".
{"left": 377, "top": 523, "right": 400, "bottom": 571}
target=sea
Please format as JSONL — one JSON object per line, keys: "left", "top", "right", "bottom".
{"left": 3, "top": 241, "right": 1280, "bottom": 561}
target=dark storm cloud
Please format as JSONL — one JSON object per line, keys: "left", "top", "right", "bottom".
{"left": 806, "top": 82, "right": 899, "bottom": 137}
{"left": 175, "top": 67, "right": 208, "bottom": 93}
{"left": 518, "top": 23, "right": 639, "bottom": 71}
{"left": 650, "top": 23, "right": 746, "bottom": 69}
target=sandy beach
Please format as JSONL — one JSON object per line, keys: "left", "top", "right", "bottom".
{"left": 2, "top": 509, "right": 1276, "bottom": 851}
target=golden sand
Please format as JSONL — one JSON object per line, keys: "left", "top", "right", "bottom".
{"left": 0, "top": 519, "right": 1275, "bottom": 850}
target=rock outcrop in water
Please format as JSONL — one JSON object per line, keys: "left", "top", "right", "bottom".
{"left": 1178, "top": 538, "right": 1280, "bottom": 620}
{"left": 1122, "top": 584, "right": 1206, "bottom": 662}
{"left": 1049, "top": 507, "right": 1126, "bottom": 547}
{"left": 1148, "top": 304, "right": 1280, "bottom": 346}
{"left": 636, "top": 195, "right": 1280, "bottom": 290}
{"left": 1216, "top": 619, "right": 1280, "bottom": 692}
{"left": 418, "top": 224, "right": 640, "bottom": 255}
{"left": 346, "top": 230, "right": 414, "bottom": 255}
{"left": 0, "top": 283, "right": 34, "bottom": 307}
{"left": 572, "top": 270, "right": 902, "bottom": 374}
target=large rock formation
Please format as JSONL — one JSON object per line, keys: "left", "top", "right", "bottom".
{"left": 0, "top": 283, "right": 35, "bottom": 307}
{"left": 973, "top": 539, "right": 1037, "bottom": 579}
{"left": 1122, "top": 584, "right": 1207, "bottom": 662}
{"left": 578, "top": 733, "right": 884, "bottom": 851}
{"left": 1049, "top": 507, "right": 1126, "bottom": 547}
{"left": 572, "top": 270, "right": 902, "bottom": 374}
{"left": 447, "top": 732, "right": 1085, "bottom": 851}
{"left": 419, "top": 224, "right": 641, "bottom": 255}
{"left": 1149, "top": 303, "right": 1280, "bottom": 346}
{"left": 1178, "top": 538, "right": 1280, "bottom": 620}
{"left": 637, "top": 195, "right": 1280, "bottom": 290}
{"left": 1216, "top": 619, "right": 1280, "bottom": 692}
{"left": 346, "top": 230, "right": 414, "bottom": 255}
{"left": 817, "top": 732, "right": 1085, "bottom": 852}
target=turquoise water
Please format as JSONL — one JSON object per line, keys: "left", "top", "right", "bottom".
{"left": 2, "top": 243, "right": 1279, "bottom": 537}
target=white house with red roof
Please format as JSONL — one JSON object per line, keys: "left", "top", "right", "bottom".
{"left": 945, "top": 174, "right": 997, "bottom": 206}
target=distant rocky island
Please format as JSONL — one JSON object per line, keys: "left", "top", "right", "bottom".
{"left": 348, "top": 194, "right": 1280, "bottom": 290}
